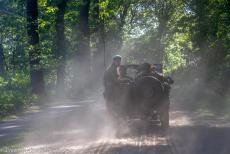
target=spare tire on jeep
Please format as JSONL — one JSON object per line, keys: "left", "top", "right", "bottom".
{"left": 125, "top": 76, "right": 164, "bottom": 117}
{"left": 134, "top": 76, "right": 163, "bottom": 102}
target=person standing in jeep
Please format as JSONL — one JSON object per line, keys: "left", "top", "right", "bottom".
{"left": 103, "top": 55, "right": 122, "bottom": 112}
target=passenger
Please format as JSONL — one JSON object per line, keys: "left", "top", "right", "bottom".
{"left": 117, "top": 65, "right": 133, "bottom": 85}
{"left": 136, "top": 63, "right": 173, "bottom": 84}
{"left": 151, "top": 65, "right": 174, "bottom": 101}
{"left": 151, "top": 65, "right": 174, "bottom": 84}
{"left": 136, "top": 62, "right": 152, "bottom": 78}
{"left": 151, "top": 65, "right": 164, "bottom": 82}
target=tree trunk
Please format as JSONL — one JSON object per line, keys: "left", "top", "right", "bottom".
{"left": 148, "top": 1, "right": 174, "bottom": 63}
{"left": 26, "top": 0, "right": 45, "bottom": 95}
{"left": 0, "top": 40, "right": 4, "bottom": 76}
{"left": 73, "top": 0, "right": 91, "bottom": 96}
{"left": 77, "top": 0, "right": 90, "bottom": 59}
{"left": 55, "top": 0, "right": 68, "bottom": 96}
{"left": 116, "top": 1, "right": 130, "bottom": 50}
{"left": 92, "top": 0, "right": 105, "bottom": 77}
{"left": 155, "top": 17, "right": 167, "bottom": 63}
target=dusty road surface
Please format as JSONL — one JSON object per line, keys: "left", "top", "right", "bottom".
{"left": 0, "top": 99, "right": 230, "bottom": 154}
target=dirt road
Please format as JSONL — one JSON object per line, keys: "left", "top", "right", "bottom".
{"left": 0, "top": 99, "right": 230, "bottom": 154}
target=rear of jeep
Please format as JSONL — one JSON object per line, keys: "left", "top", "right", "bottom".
{"left": 118, "top": 64, "right": 171, "bottom": 128}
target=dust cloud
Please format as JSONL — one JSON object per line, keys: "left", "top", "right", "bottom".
{"left": 6, "top": 42, "right": 230, "bottom": 154}
{"left": 18, "top": 55, "right": 130, "bottom": 153}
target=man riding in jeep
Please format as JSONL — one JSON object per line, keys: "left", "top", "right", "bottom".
{"left": 103, "top": 60, "right": 173, "bottom": 128}
{"left": 103, "top": 55, "right": 122, "bottom": 113}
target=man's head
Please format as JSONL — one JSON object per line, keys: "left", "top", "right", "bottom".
{"left": 139, "top": 62, "right": 151, "bottom": 72}
{"left": 112, "top": 55, "right": 122, "bottom": 67}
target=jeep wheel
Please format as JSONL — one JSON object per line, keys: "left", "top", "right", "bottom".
{"left": 134, "top": 76, "right": 163, "bottom": 101}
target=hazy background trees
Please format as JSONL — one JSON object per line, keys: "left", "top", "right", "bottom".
{"left": 0, "top": 0, "right": 229, "bottom": 115}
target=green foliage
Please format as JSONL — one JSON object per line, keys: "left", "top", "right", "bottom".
{"left": 0, "top": 0, "right": 230, "bottom": 115}
{"left": 0, "top": 75, "right": 37, "bottom": 116}
{"left": 0, "top": 91, "right": 34, "bottom": 115}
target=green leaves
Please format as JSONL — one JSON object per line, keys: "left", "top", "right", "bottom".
{"left": 0, "top": 73, "right": 34, "bottom": 116}
{"left": 38, "top": 0, "right": 47, "bottom": 7}
{"left": 99, "top": 0, "right": 110, "bottom": 19}
{"left": 0, "top": 77, "right": 8, "bottom": 87}
{"left": 0, "top": 0, "right": 230, "bottom": 112}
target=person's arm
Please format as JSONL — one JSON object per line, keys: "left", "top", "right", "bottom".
{"left": 165, "top": 76, "right": 174, "bottom": 84}
{"left": 152, "top": 72, "right": 164, "bottom": 82}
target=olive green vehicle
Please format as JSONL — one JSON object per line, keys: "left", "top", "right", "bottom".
{"left": 107, "top": 64, "right": 173, "bottom": 129}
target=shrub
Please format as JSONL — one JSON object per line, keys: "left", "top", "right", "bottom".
{"left": 0, "top": 74, "right": 37, "bottom": 116}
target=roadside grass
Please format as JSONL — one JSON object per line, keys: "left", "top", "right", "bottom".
{"left": 0, "top": 136, "right": 24, "bottom": 154}
{"left": 172, "top": 78, "right": 230, "bottom": 117}
{"left": 186, "top": 93, "right": 230, "bottom": 126}
{"left": 0, "top": 105, "right": 41, "bottom": 123}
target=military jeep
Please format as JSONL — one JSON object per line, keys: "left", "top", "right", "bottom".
{"left": 110, "top": 64, "right": 173, "bottom": 128}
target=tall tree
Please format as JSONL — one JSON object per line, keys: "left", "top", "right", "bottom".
{"left": 73, "top": 0, "right": 91, "bottom": 95}
{"left": 26, "top": 0, "right": 45, "bottom": 95}
{"left": 91, "top": 0, "right": 105, "bottom": 76}
{"left": 77, "top": 0, "right": 90, "bottom": 63}
{"left": 104, "top": 0, "right": 131, "bottom": 59}
{"left": 0, "top": 39, "right": 4, "bottom": 76}
{"left": 55, "top": 0, "right": 68, "bottom": 95}
{"left": 152, "top": 0, "right": 174, "bottom": 63}
{"left": 116, "top": 0, "right": 131, "bottom": 50}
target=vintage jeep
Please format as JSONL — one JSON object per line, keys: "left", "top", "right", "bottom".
{"left": 111, "top": 64, "right": 173, "bottom": 128}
